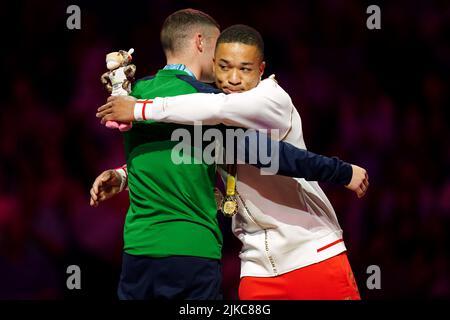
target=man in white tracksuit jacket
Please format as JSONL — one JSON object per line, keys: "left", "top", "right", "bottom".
{"left": 94, "top": 25, "right": 368, "bottom": 299}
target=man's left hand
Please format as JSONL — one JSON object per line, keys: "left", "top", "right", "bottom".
{"left": 345, "top": 164, "right": 369, "bottom": 198}
{"left": 96, "top": 95, "right": 137, "bottom": 124}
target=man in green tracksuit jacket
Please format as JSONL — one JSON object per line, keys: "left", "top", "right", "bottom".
{"left": 114, "top": 10, "right": 229, "bottom": 299}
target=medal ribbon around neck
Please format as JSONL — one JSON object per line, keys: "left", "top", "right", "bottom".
{"left": 221, "top": 164, "right": 238, "bottom": 217}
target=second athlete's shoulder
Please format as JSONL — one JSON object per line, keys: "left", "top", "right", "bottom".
{"left": 133, "top": 75, "right": 156, "bottom": 88}
{"left": 130, "top": 75, "right": 156, "bottom": 97}
{"left": 176, "top": 74, "right": 222, "bottom": 94}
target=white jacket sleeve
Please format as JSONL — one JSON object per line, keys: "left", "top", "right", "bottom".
{"left": 142, "top": 78, "right": 293, "bottom": 139}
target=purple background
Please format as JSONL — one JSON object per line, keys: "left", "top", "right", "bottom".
{"left": 0, "top": 0, "right": 449, "bottom": 299}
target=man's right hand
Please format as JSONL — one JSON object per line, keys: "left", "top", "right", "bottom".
{"left": 90, "top": 170, "right": 122, "bottom": 207}
{"left": 96, "top": 95, "right": 137, "bottom": 124}
{"left": 345, "top": 165, "right": 369, "bottom": 198}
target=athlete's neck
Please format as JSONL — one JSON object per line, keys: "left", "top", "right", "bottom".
{"left": 166, "top": 58, "right": 201, "bottom": 80}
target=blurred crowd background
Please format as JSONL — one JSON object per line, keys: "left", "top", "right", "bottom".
{"left": 0, "top": 0, "right": 449, "bottom": 299}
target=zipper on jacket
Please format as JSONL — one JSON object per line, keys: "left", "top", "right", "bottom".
{"left": 237, "top": 191, "right": 279, "bottom": 276}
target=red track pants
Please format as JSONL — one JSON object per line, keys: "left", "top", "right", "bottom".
{"left": 239, "top": 252, "right": 361, "bottom": 300}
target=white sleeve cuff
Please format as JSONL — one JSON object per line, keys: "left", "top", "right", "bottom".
{"left": 115, "top": 166, "right": 128, "bottom": 192}
{"left": 134, "top": 98, "right": 165, "bottom": 121}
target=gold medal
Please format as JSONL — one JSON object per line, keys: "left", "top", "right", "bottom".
{"left": 222, "top": 196, "right": 238, "bottom": 218}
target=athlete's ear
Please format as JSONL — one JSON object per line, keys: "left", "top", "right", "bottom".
{"left": 259, "top": 61, "right": 266, "bottom": 78}
{"left": 195, "top": 33, "right": 204, "bottom": 53}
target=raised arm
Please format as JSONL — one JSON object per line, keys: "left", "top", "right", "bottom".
{"left": 89, "top": 133, "right": 368, "bottom": 205}
{"left": 233, "top": 130, "right": 369, "bottom": 197}
{"left": 97, "top": 77, "right": 293, "bottom": 139}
